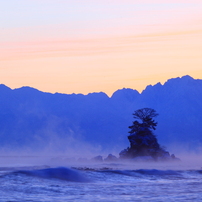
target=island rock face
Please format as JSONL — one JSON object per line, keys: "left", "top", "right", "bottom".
{"left": 119, "top": 108, "right": 179, "bottom": 161}
{"left": 119, "top": 134, "right": 174, "bottom": 161}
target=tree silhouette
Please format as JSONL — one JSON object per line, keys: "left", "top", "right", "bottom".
{"left": 129, "top": 108, "right": 158, "bottom": 133}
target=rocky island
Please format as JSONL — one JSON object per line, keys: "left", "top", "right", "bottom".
{"left": 119, "top": 108, "right": 179, "bottom": 161}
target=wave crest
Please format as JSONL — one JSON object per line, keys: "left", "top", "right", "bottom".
{"left": 16, "top": 167, "right": 90, "bottom": 182}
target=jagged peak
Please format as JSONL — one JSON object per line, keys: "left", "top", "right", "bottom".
{"left": 181, "top": 75, "right": 194, "bottom": 80}
{"left": 164, "top": 75, "right": 195, "bottom": 85}
{"left": 141, "top": 82, "right": 163, "bottom": 95}
{"left": 142, "top": 75, "right": 198, "bottom": 94}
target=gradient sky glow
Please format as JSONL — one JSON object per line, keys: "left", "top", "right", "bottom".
{"left": 0, "top": 1, "right": 202, "bottom": 96}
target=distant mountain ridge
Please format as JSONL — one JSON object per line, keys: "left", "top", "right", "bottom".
{"left": 0, "top": 75, "right": 202, "bottom": 154}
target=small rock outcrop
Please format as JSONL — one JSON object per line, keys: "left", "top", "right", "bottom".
{"left": 104, "top": 154, "right": 118, "bottom": 162}
{"left": 92, "top": 155, "right": 103, "bottom": 162}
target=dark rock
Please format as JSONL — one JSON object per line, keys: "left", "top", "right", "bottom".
{"left": 92, "top": 155, "right": 103, "bottom": 162}
{"left": 104, "top": 154, "right": 118, "bottom": 162}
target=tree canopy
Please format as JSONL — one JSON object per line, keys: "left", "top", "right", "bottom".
{"left": 132, "top": 108, "right": 158, "bottom": 121}
{"left": 129, "top": 108, "right": 158, "bottom": 135}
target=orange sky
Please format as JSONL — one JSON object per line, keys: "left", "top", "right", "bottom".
{"left": 0, "top": 1, "right": 202, "bottom": 96}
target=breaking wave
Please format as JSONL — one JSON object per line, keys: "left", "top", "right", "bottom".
{"left": 13, "top": 167, "right": 90, "bottom": 182}
{"left": 1, "top": 165, "right": 202, "bottom": 183}
{"left": 100, "top": 169, "right": 180, "bottom": 176}
{"left": 93, "top": 168, "right": 202, "bottom": 180}
{"left": 134, "top": 169, "right": 180, "bottom": 175}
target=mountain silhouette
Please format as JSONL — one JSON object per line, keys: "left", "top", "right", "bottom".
{"left": 0, "top": 75, "right": 201, "bottom": 153}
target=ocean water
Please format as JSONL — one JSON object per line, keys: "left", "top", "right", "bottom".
{"left": 0, "top": 157, "right": 202, "bottom": 202}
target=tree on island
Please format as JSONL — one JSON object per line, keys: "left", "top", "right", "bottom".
{"left": 119, "top": 108, "right": 178, "bottom": 161}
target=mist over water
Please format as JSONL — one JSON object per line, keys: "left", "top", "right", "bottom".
{"left": 1, "top": 76, "right": 202, "bottom": 201}
{"left": 0, "top": 151, "right": 202, "bottom": 202}
{"left": 0, "top": 143, "right": 201, "bottom": 171}
{"left": 0, "top": 132, "right": 202, "bottom": 202}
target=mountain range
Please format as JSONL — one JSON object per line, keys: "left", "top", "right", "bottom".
{"left": 0, "top": 75, "right": 202, "bottom": 155}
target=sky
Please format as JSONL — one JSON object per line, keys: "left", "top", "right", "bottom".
{"left": 0, "top": 1, "right": 202, "bottom": 96}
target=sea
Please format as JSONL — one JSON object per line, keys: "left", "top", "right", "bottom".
{"left": 0, "top": 156, "right": 202, "bottom": 202}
